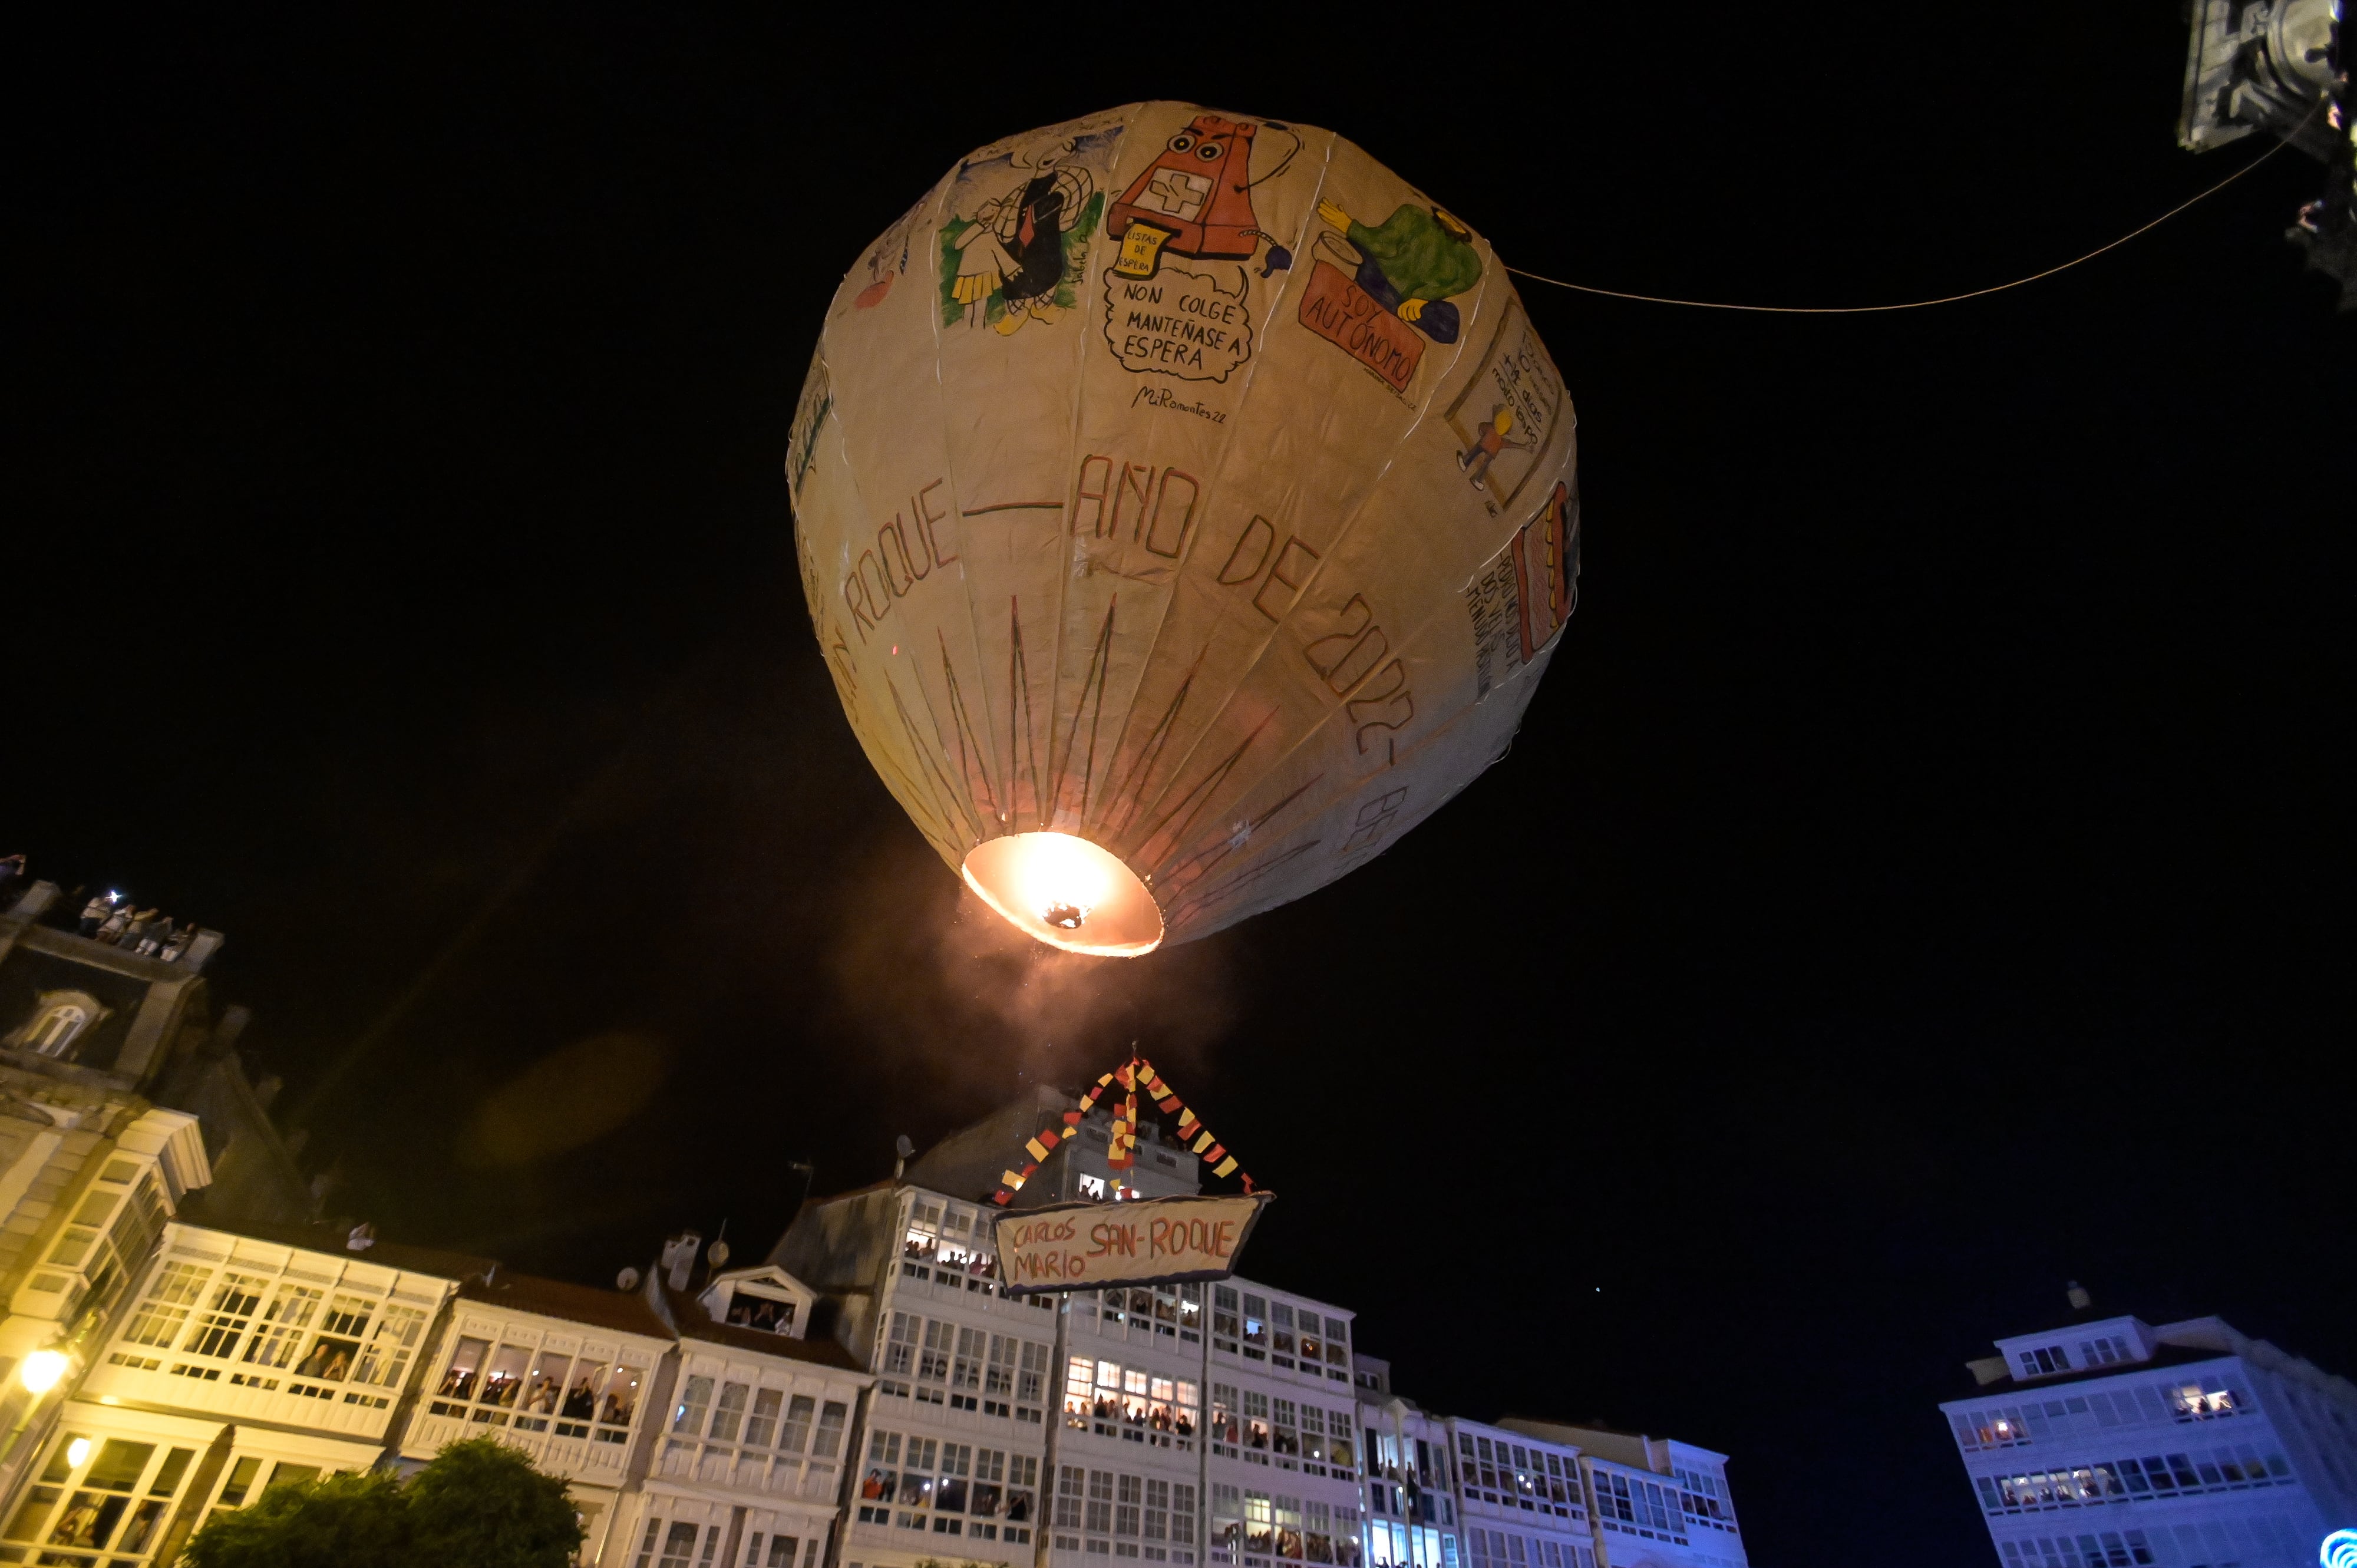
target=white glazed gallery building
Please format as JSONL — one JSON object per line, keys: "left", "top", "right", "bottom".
{"left": 1942, "top": 1307, "right": 2357, "bottom": 1568}
{"left": 0, "top": 1084, "right": 1751, "bottom": 1568}
{"left": 775, "top": 1089, "right": 1749, "bottom": 1568}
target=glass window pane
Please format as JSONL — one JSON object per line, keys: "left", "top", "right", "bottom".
{"left": 440, "top": 1337, "right": 490, "bottom": 1399}
{"left": 84, "top": 1442, "right": 154, "bottom": 1493}
{"left": 482, "top": 1345, "right": 532, "bottom": 1408}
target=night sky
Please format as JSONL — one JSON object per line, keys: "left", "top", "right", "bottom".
{"left": 13, "top": 11, "right": 2352, "bottom": 1565}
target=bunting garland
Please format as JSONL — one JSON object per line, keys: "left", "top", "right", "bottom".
{"left": 991, "top": 1051, "right": 1256, "bottom": 1205}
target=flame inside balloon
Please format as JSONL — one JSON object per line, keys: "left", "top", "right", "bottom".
{"left": 961, "top": 833, "right": 1164, "bottom": 957}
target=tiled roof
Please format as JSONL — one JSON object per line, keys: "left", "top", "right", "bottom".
{"left": 460, "top": 1271, "right": 674, "bottom": 1340}
{"left": 1955, "top": 1342, "right": 2227, "bottom": 1399}
{"left": 176, "top": 1214, "right": 499, "bottom": 1283}
{"left": 662, "top": 1289, "right": 865, "bottom": 1371}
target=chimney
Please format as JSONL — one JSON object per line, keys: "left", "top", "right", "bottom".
{"left": 660, "top": 1232, "right": 702, "bottom": 1292}
{"left": 2066, "top": 1280, "right": 2092, "bottom": 1311}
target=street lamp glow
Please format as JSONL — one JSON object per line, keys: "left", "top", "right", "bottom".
{"left": 17, "top": 1351, "right": 68, "bottom": 1395}
{"left": 960, "top": 833, "right": 1164, "bottom": 958}
{"left": 65, "top": 1437, "right": 90, "bottom": 1469}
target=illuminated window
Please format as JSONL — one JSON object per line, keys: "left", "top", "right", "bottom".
{"left": 1273, "top": 1496, "right": 1303, "bottom": 1560}
{"left": 124, "top": 1261, "right": 211, "bottom": 1348}
{"left": 1327, "top": 1411, "right": 1355, "bottom": 1471}
{"left": 1245, "top": 1491, "right": 1273, "bottom": 1554}
{"left": 241, "top": 1283, "right": 325, "bottom": 1370}
{"left": 1242, "top": 1295, "right": 1269, "bottom": 1359}
{"left": 725, "top": 1289, "right": 798, "bottom": 1334}
{"left": 2165, "top": 1382, "right": 2238, "bottom": 1418}
{"left": 352, "top": 1303, "right": 427, "bottom": 1390}
{"left": 431, "top": 1334, "right": 644, "bottom": 1441}
{"left": 183, "top": 1272, "right": 268, "bottom": 1359}
{"left": 1305, "top": 1501, "right": 1335, "bottom": 1563}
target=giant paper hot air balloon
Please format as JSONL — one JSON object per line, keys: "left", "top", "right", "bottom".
{"left": 788, "top": 103, "right": 1579, "bottom": 956}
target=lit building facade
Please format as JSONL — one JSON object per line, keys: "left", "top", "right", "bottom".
{"left": 6, "top": 1217, "right": 475, "bottom": 1567}
{"left": 396, "top": 1264, "right": 676, "bottom": 1556}
{"left": 0, "top": 972, "right": 1757, "bottom": 1568}
{"left": 0, "top": 880, "right": 320, "bottom": 1531}
{"left": 774, "top": 1093, "right": 1749, "bottom": 1568}
{"left": 615, "top": 1265, "right": 870, "bottom": 1568}
{"left": 1444, "top": 1417, "right": 1593, "bottom": 1568}
{"left": 1498, "top": 1422, "right": 1742, "bottom": 1568}
{"left": 1942, "top": 1309, "right": 2357, "bottom": 1567}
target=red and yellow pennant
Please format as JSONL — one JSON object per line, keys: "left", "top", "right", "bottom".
{"left": 991, "top": 1051, "right": 1256, "bottom": 1204}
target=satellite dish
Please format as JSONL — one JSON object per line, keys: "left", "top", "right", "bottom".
{"left": 707, "top": 1238, "right": 732, "bottom": 1269}
{"left": 895, "top": 1135, "right": 916, "bottom": 1160}
{"left": 616, "top": 1267, "right": 642, "bottom": 1291}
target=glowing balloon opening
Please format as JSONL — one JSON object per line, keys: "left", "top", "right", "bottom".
{"left": 962, "top": 833, "right": 1164, "bottom": 957}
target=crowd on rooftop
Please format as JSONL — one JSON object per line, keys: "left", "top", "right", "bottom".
{"left": 72, "top": 892, "right": 203, "bottom": 959}
{"left": 0, "top": 852, "right": 204, "bottom": 963}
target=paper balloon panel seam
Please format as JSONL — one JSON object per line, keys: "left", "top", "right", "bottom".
{"left": 789, "top": 103, "right": 1580, "bottom": 955}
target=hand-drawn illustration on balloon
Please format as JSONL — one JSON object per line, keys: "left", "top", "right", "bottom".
{"left": 794, "top": 104, "right": 1582, "bottom": 955}
{"left": 939, "top": 128, "right": 1120, "bottom": 335}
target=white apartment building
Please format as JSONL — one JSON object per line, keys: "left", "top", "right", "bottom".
{"left": 775, "top": 1094, "right": 1748, "bottom": 1568}
{"left": 1445, "top": 1417, "right": 1593, "bottom": 1568}
{"left": 1355, "top": 1385, "right": 1456, "bottom": 1568}
{"left": 0, "top": 1077, "right": 1753, "bottom": 1568}
{"left": 397, "top": 1264, "right": 677, "bottom": 1559}
{"left": 1498, "top": 1422, "right": 1743, "bottom": 1568}
{"left": 8, "top": 1217, "right": 476, "bottom": 1567}
{"left": 774, "top": 1090, "right": 1379, "bottom": 1568}
{"left": 613, "top": 1264, "right": 870, "bottom": 1568}
{"left": 1195, "top": 1277, "right": 1361, "bottom": 1568}
{"left": 1943, "top": 1308, "right": 2357, "bottom": 1568}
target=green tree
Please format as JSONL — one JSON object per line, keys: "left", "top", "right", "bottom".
{"left": 183, "top": 1438, "right": 583, "bottom": 1568}
{"left": 408, "top": 1437, "right": 585, "bottom": 1568}
{"left": 182, "top": 1470, "right": 409, "bottom": 1568}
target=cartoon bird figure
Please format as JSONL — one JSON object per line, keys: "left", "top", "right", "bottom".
{"left": 1316, "top": 200, "right": 1483, "bottom": 343}
{"left": 1457, "top": 404, "right": 1536, "bottom": 491}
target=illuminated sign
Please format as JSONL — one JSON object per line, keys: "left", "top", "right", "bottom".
{"left": 2322, "top": 1528, "right": 2357, "bottom": 1568}
{"left": 993, "top": 1192, "right": 1271, "bottom": 1295}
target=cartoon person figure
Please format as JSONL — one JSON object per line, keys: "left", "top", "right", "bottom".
{"left": 950, "top": 213, "right": 1019, "bottom": 328}
{"left": 951, "top": 138, "right": 1096, "bottom": 335}
{"left": 1457, "top": 404, "right": 1536, "bottom": 491}
{"left": 1315, "top": 200, "right": 1483, "bottom": 343}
